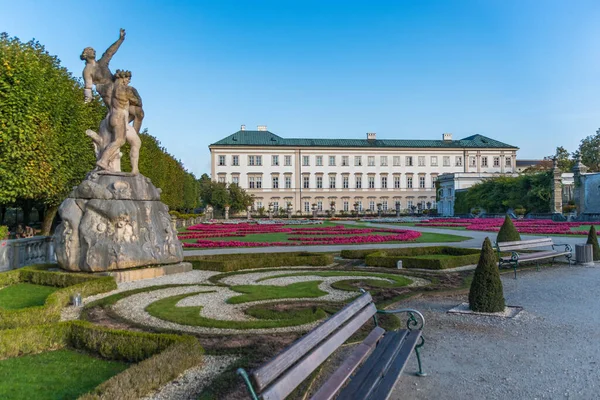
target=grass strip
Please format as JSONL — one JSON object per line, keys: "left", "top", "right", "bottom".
{"left": 146, "top": 292, "right": 327, "bottom": 329}
{"left": 228, "top": 281, "right": 327, "bottom": 304}
{"left": 255, "top": 271, "right": 412, "bottom": 287}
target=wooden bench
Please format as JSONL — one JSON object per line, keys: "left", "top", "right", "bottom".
{"left": 496, "top": 237, "right": 573, "bottom": 279}
{"left": 237, "top": 291, "right": 426, "bottom": 400}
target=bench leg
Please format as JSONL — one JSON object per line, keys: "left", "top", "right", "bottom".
{"left": 514, "top": 262, "right": 518, "bottom": 279}
{"left": 237, "top": 368, "right": 259, "bottom": 400}
{"left": 536, "top": 262, "right": 540, "bottom": 272}
{"left": 415, "top": 336, "right": 427, "bottom": 377}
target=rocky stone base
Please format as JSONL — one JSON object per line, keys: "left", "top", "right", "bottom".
{"left": 53, "top": 172, "right": 183, "bottom": 272}
{"left": 100, "top": 262, "right": 193, "bottom": 283}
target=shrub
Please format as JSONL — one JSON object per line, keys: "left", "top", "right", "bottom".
{"left": 340, "top": 249, "right": 375, "bottom": 259}
{"left": 587, "top": 225, "right": 600, "bottom": 261}
{"left": 0, "top": 321, "right": 204, "bottom": 399}
{"left": 186, "top": 252, "right": 334, "bottom": 272}
{"left": 365, "top": 247, "right": 482, "bottom": 270}
{"left": 496, "top": 215, "right": 521, "bottom": 243}
{"left": 0, "top": 226, "right": 7, "bottom": 240}
{"left": 0, "top": 265, "right": 116, "bottom": 329}
{"left": 469, "top": 238, "right": 505, "bottom": 312}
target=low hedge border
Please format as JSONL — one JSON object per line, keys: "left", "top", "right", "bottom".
{"left": 185, "top": 251, "right": 334, "bottom": 272}
{"left": 0, "top": 264, "right": 116, "bottom": 329}
{"left": 0, "top": 321, "right": 203, "bottom": 400}
{"left": 342, "top": 246, "right": 482, "bottom": 270}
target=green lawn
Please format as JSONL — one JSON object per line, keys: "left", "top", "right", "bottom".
{"left": 0, "top": 283, "right": 58, "bottom": 310}
{"left": 228, "top": 281, "right": 327, "bottom": 304}
{"left": 145, "top": 292, "right": 327, "bottom": 329}
{"left": 0, "top": 349, "right": 128, "bottom": 400}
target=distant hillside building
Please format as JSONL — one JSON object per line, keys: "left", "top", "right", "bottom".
{"left": 209, "top": 126, "right": 518, "bottom": 214}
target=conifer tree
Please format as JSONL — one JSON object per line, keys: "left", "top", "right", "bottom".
{"left": 586, "top": 225, "right": 600, "bottom": 261}
{"left": 497, "top": 215, "right": 521, "bottom": 243}
{"left": 469, "top": 237, "right": 505, "bottom": 312}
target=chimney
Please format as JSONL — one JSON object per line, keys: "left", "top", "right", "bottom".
{"left": 257, "top": 125, "right": 267, "bottom": 131}
{"left": 443, "top": 133, "right": 452, "bottom": 141}
{"left": 240, "top": 124, "right": 246, "bottom": 131}
{"left": 367, "top": 132, "right": 376, "bottom": 141}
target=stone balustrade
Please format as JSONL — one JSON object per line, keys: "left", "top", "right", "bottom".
{"left": 0, "top": 236, "right": 56, "bottom": 272}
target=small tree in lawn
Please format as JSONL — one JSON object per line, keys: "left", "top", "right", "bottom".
{"left": 469, "top": 237, "right": 505, "bottom": 312}
{"left": 496, "top": 215, "right": 521, "bottom": 243}
{"left": 586, "top": 225, "right": 600, "bottom": 261}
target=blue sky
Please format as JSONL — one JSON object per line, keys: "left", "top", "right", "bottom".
{"left": 2, "top": 0, "right": 600, "bottom": 176}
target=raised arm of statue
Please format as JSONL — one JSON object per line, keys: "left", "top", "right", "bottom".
{"left": 99, "top": 28, "right": 126, "bottom": 65}
{"left": 82, "top": 64, "right": 94, "bottom": 103}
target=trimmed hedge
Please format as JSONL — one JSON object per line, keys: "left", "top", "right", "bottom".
{"left": 186, "top": 251, "right": 334, "bottom": 272}
{"left": 349, "top": 246, "right": 482, "bottom": 270}
{"left": 0, "top": 265, "right": 116, "bottom": 329}
{"left": 0, "top": 321, "right": 204, "bottom": 399}
{"left": 497, "top": 215, "right": 521, "bottom": 243}
{"left": 469, "top": 238, "right": 505, "bottom": 312}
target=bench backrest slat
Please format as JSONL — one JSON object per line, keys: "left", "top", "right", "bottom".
{"left": 252, "top": 292, "right": 374, "bottom": 391}
{"left": 497, "top": 238, "right": 553, "bottom": 251}
{"left": 261, "top": 303, "right": 378, "bottom": 400}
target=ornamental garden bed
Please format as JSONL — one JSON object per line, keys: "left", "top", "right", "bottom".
{"left": 179, "top": 221, "right": 469, "bottom": 248}
{"left": 0, "top": 321, "right": 203, "bottom": 400}
{"left": 412, "top": 218, "right": 600, "bottom": 236}
{"left": 342, "top": 246, "right": 482, "bottom": 270}
{"left": 0, "top": 265, "right": 116, "bottom": 329}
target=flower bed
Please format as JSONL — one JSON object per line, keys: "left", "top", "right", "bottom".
{"left": 414, "top": 218, "right": 591, "bottom": 235}
{"left": 180, "top": 223, "right": 421, "bottom": 248}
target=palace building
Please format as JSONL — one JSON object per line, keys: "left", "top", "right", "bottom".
{"left": 209, "top": 126, "right": 518, "bottom": 214}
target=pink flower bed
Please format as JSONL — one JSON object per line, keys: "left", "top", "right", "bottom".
{"left": 180, "top": 222, "right": 421, "bottom": 248}
{"left": 416, "top": 218, "right": 591, "bottom": 235}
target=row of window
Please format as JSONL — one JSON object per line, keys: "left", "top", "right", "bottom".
{"left": 219, "top": 174, "right": 437, "bottom": 189}
{"left": 218, "top": 154, "right": 513, "bottom": 168}
{"left": 253, "top": 200, "right": 437, "bottom": 213}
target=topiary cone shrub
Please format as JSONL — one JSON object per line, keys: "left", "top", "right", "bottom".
{"left": 469, "top": 237, "right": 505, "bottom": 313}
{"left": 496, "top": 215, "right": 521, "bottom": 243}
{"left": 586, "top": 225, "right": 600, "bottom": 261}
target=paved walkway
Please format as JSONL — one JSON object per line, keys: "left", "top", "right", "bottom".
{"left": 396, "top": 264, "right": 600, "bottom": 399}
{"left": 183, "top": 221, "right": 588, "bottom": 256}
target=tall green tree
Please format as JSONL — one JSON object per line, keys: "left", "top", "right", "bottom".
{"left": 0, "top": 33, "right": 106, "bottom": 234}
{"left": 577, "top": 129, "right": 600, "bottom": 171}
{"left": 545, "top": 146, "right": 574, "bottom": 172}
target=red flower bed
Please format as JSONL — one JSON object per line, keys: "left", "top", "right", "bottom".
{"left": 180, "top": 222, "right": 421, "bottom": 248}
{"left": 415, "top": 218, "right": 590, "bottom": 235}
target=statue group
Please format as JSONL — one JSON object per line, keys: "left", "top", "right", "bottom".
{"left": 80, "top": 29, "right": 144, "bottom": 174}
{"left": 52, "top": 29, "right": 185, "bottom": 273}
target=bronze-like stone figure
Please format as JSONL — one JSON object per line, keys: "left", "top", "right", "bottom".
{"left": 81, "top": 29, "right": 144, "bottom": 134}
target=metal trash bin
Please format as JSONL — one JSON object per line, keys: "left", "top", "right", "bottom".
{"left": 575, "top": 244, "right": 594, "bottom": 265}
{"left": 71, "top": 293, "right": 82, "bottom": 307}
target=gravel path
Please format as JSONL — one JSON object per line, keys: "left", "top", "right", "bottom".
{"left": 394, "top": 264, "right": 600, "bottom": 399}
{"left": 144, "top": 355, "right": 238, "bottom": 400}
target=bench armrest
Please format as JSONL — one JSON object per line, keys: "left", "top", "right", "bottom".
{"left": 552, "top": 243, "right": 573, "bottom": 253}
{"left": 377, "top": 308, "right": 425, "bottom": 330}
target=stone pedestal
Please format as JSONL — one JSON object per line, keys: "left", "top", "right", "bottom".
{"left": 53, "top": 172, "right": 183, "bottom": 272}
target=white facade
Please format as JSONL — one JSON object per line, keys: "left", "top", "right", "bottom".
{"left": 210, "top": 128, "right": 518, "bottom": 214}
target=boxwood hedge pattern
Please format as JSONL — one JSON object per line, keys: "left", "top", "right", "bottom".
{"left": 0, "top": 265, "right": 116, "bottom": 329}
{"left": 342, "top": 246, "right": 482, "bottom": 270}
{"left": 0, "top": 321, "right": 203, "bottom": 400}
{"left": 185, "top": 251, "right": 334, "bottom": 272}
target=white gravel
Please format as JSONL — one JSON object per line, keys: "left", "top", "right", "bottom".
{"left": 143, "top": 355, "right": 238, "bottom": 400}
{"left": 109, "top": 269, "right": 428, "bottom": 335}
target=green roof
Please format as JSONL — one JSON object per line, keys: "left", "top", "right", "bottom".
{"left": 210, "top": 131, "right": 518, "bottom": 149}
